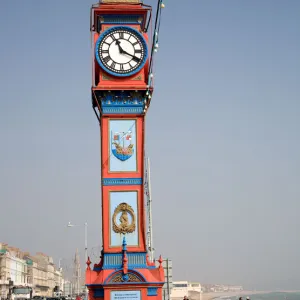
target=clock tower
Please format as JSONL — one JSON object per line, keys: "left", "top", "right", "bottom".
{"left": 86, "top": 0, "right": 165, "bottom": 300}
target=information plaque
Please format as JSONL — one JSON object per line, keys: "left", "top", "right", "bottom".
{"left": 111, "top": 291, "right": 141, "bottom": 300}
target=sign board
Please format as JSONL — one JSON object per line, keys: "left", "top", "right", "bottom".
{"left": 111, "top": 291, "right": 141, "bottom": 300}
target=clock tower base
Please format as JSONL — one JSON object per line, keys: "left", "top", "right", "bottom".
{"left": 86, "top": 239, "right": 165, "bottom": 300}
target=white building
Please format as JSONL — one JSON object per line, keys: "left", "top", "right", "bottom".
{"left": 171, "top": 281, "right": 202, "bottom": 300}
{"left": 0, "top": 246, "right": 29, "bottom": 299}
{"left": 0, "top": 244, "right": 63, "bottom": 298}
{"left": 188, "top": 282, "right": 201, "bottom": 293}
{"left": 54, "top": 270, "right": 64, "bottom": 295}
{"left": 171, "top": 281, "right": 188, "bottom": 299}
{"left": 63, "top": 281, "right": 73, "bottom": 297}
{"left": 29, "top": 253, "right": 62, "bottom": 297}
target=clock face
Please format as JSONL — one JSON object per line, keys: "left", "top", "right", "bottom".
{"left": 95, "top": 26, "right": 148, "bottom": 77}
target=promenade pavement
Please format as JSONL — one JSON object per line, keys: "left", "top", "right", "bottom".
{"left": 173, "top": 290, "right": 274, "bottom": 300}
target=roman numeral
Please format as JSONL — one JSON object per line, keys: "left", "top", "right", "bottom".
{"left": 119, "top": 32, "right": 124, "bottom": 39}
{"left": 103, "top": 56, "right": 111, "bottom": 63}
{"left": 132, "top": 41, "right": 139, "bottom": 46}
{"left": 102, "top": 50, "right": 109, "bottom": 54}
{"left": 111, "top": 34, "right": 116, "bottom": 41}
{"left": 135, "top": 49, "right": 142, "bottom": 54}
{"left": 132, "top": 56, "right": 140, "bottom": 63}
{"left": 111, "top": 62, "right": 116, "bottom": 69}
{"left": 120, "top": 64, "right": 124, "bottom": 71}
{"left": 127, "top": 34, "right": 131, "bottom": 40}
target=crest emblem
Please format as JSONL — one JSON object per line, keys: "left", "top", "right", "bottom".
{"left": 112, "top": 202, "right": 136, "bottom": 234}
{"left": 111, "top": 131, "right": 134, "bottom": 161}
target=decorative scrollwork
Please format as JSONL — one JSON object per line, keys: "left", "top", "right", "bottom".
{"left": 112, "top": 202, "right": 136, "bottom": 234}
{"left": 112, "top": 274, "right": 123, "bottom": 283}
{"left": 128, "top": 273, "right": 141, "bottom": 282}
{"left": 111, "top": 272, "right": 143, "bottom": 283}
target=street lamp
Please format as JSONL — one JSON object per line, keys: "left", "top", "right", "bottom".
{"left": 67, "top": 222, "right": 88, "bottom": 263}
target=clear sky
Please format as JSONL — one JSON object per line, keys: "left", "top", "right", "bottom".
{"left": 0, "top": 0, "right": 300, "bottom": 291}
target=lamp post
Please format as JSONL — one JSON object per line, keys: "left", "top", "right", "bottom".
{"left": 67, "top": 222, "right": 88, "bottom": 297}
{"left": 67, "top": 222, "right": 88, "bottom": 263}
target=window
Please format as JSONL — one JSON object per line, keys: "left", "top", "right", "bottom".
{"left": 174, "top": 284, "right": 188, "bottom": 288}
{"left": 12, "top": 287, "right": 32, "bottom": 295}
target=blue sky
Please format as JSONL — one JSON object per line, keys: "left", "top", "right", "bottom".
{"left": 0, "top": 0, "right": 300, "bottom": 290}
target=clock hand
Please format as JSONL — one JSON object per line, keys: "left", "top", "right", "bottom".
{"left": 115, "top": 40, "right": 123, "bottom": 53}
{"left": 120, "top": 49, "right": 141, "bottom": 62}
{"left": 116, "top": 40, "right": 140, "bottom": 62}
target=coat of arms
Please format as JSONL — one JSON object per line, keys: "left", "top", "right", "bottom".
{"left": 111, "top": 131, "right": 134, "bottom": 161}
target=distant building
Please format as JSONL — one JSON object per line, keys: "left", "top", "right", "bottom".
{"left": 171, "top": 281, "right": 188, "bottom": 299}
{"left": 63, "top": 281, "right": 73, "bottom": 297}
{"left": 201, "top": 284, "right": 243, "bottom": 293}
{"left": 54, "top": 269, "right": 64, "bottom": 296}
{"left": 0, "top": 245, "right": 29, "bottom": 299}
{"left": 0, "top": 243, "right": 63, "bottom": 298}
{"left": 171, "top": 281, "right": 202, "bottom": 300}
{"left": 188, "top": 282, "right": 201, "bottom": 293}
{"left": 228, "top": 286, "right": 243, "bottom": 292}
{"left": 73, "top": 250, "right": 81, "bottom": 296}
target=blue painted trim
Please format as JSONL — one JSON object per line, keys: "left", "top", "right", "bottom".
{"left": 94, "top": 264, "right": 156, "bottom": 271}
{"left": 101, "top": 96, "right": 144, "bottom": 108}
{"left": 94, "top": 289, "right": 104, "bottom": 298}
{"left": 87, "top": 282, "right": 165, "bottom": 287}
{"left": 102, "top": 107, "right": 144, "bottom": 114}
{"left": 95, "top": 26, "right": 148, "bottom": 78}
{"left": 102, "top": 102, "right": 144, "bottom": 107}
{"left": 102, "top": 253, "right": 147, "bottom": 270}
{"left": 99, "top": 15, "right": 144, "bottom": 25}
{"left": 99, "top": 92, "right": 146, "bottom": 115}
{"left": 102, "top": 178, "right": 143, "bottom": 186}
{"left": 122, "top": 236, "right": 127, "bottom": 251}
{"left": 93, "top": 252, "right": 158, "bottom": 271}
{"left": 147, "top": 288, "right": 158, "bottom": 296}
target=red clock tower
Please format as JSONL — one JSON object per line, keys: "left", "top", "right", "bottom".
{"left": 86, "top": 1, "right": 165, "bottom": 300}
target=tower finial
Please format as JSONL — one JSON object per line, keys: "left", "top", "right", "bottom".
{"left": 122, "top": 252, "right": 128, "bottom": 275}
{"left": 86, "top": 256, "right": 91, "bottom": 270}
{"left": 158, "top": 255, "right": 163, "bottom": 267}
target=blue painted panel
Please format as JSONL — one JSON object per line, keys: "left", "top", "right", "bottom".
{"left": 101, "top": 252, "right": 147, "bottom": 270}
{"left": 102, "top": 178, "right": 143, "bottom": 186}
{"left": 103, "top": 107, "right": 144, "bottom": 114}
{"left": 110, "top": 191, "right": 139, "bottom": 247}
{"left": 101, "top": 93, "right": 144, "bottom": 107}
{"left": 100, "top": 92, "right": 145, "bottom": 115}
{"left": 99, "top": 15, "right": 144, "bottom": 25}
{"left": 109, "top": 120, "right": 137, "bottom": 172}
{"left": 147, "top": 288, "right": 158, "bottom": 296}
{"left": 94, "top": 289, "right": 104, "bottom": 298}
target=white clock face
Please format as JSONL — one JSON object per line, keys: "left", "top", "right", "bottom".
{"left": 96, "top": 27, "right": 147, "bottom": 76}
